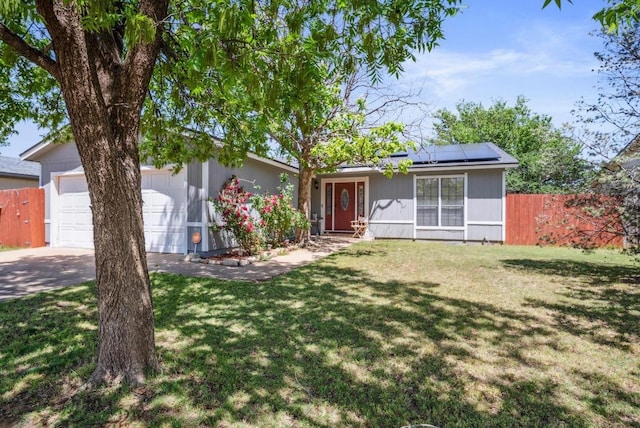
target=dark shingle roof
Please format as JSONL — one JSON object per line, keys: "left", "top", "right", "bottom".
{"left": 0, "top": 156, "right": 41, "bottom": 179}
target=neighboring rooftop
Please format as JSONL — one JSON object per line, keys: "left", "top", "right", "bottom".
{"left": 617, "top": 134, "right": 640, "bottom": 158}
{"left": 0, "top": 155, "right": 41, "bottom": 179}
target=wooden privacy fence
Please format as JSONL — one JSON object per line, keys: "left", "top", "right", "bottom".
{"left": 506, "top": 193, "right": 624, "bottom": 248}
{"left": 0, "top": 188, "right": 45, "bottom": 248}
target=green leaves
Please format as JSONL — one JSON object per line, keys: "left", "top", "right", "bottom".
{"left": 594, "top": 1, "right": 640, "bottom": 33}
{"left": 0, "top": 0, "right": 20, "bottom": 16}
{"left": 123, "top": 13, "right": 157, "bottom": 49}
{"left": 432, "top": 97, "right": 594, "bottom": 193}
{"left": 541, "top": 0, "right": 571, "bottom": 10}
{"left": 543, "top": 0, "right": 640, "bottom": 33}
{"left": 1, "top": 0, "right": 460, "bottom": 171}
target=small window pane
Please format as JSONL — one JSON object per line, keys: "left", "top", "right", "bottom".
{"left": 416, "top": 178, "right": 438, "bottom": 226}
{"left": 357, "top": 183, "right": 365, "bottom": 217}
{"left": 442, "top": 207, "right": 463, "bottom": 227}
{"left": 441, "top": 177, "right": 464, "bottom": 206}
{"left": 441, "top": 177, "right": 464, "bottom": 226}
{"left": 417, "top": 207, "right": 438, "bottom": 226}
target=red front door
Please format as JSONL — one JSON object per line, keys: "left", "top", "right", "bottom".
{"left": 334, "top": 182, "right": 356, "bottom": 230}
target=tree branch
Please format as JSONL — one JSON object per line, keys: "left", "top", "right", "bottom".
{"left": 122, "top": 0, "right": 169, "bottom": 111}
{"left": 0, "top": 23, "right": 59, "bottom": 79}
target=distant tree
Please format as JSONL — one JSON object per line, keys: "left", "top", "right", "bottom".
{"left": 431, "top": 96, "right": 594, "bottom": 193}
{"left": 574, "top": 26, "right": 640, "bottom": 152}
{"left": 563, "top": 26, "right": 640, "bottom": 250}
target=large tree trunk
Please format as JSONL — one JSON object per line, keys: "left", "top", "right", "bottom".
{"left": 36, "top": 0, "right": 168, "bottom": 386}
{"left": 296, "top": 166, "right": 314, "bottom": 242}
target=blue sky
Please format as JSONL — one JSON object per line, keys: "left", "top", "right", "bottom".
{"left": 1, "top": 0, "right": 607, "bottom": 158}
{"left": 397, "top": 0, "right": 607, "bottom": 134}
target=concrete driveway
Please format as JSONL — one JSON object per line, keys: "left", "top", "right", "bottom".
{"left": 0, "top": 247, "right": 96, "bottom": 300}
{"left": 0, "top": 237, "right": 355, "bottom": 300}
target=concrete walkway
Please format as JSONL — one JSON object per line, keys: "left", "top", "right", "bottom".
{"left": 0, "top": 237, "right": 356, "bottom": 300}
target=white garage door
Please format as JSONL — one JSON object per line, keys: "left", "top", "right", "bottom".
{"left": 57, "top": 169, "right": 187, "bottom": 253}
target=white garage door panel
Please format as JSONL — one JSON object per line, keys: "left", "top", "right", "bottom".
{"left": 141, "top": 171, "right": 186, "bottom": 253}
{"left": 59, "top": 176, "right": 88, "bottom": 193}
{"left": 57, "top": 170, "right": 186, "bottom": 253}
{"left": 58, "top": 190, "right": 93, "bottom": 248}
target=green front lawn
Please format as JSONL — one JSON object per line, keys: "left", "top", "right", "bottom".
{"left": 1, "top": 241, "right": 638, "bottom": 427}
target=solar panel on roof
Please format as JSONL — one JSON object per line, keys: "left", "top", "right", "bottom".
{"left": 389, "top": 152, "right": 409, "bottom": 158}
{"left": 460, "top": 144, "right": 500, "bottom": 161}
{"left": 409, "top": 143, "right": 500, "bottom": 164}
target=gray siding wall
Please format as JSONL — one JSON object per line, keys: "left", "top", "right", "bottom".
{"left": 207, "top": 157, "right": 295, "bottom": 197}
{"left": 416, "top": 229, "right": 464, "bottom": 240}
{"left": 187, "top": 160, "right": 202, "bottom": 223}
{"left": 467, "top": 224, "right": 503, "bottom": 241}
{"left": 0, "top": 176, "right": 38, "bottom": 190}
{"left": 369, "top": 173, "right": 414, "bottom": 222}
{"left": 311, "top": 182, "right": 321, "bottom": 218}
{"left": 33, "top": 143, "right": 83, "bottom": 242}
{"left": 369, "top": 223, "right": 413, "bottom": 239}
{"left": 467, "top": 170, "right": 503, "bottom": 222}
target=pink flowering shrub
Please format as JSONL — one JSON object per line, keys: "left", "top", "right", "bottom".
{"left": 210, "top": 176, "right": 263, "bottom": 255}
{"left": 252, "top": 174, "right": 308, "bottom": 246}
{"left": 211, "top": 174, "right": 308, "bottom": 253}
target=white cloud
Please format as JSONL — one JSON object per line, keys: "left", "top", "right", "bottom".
{"left": 393, "top": 17, "right": 602, "bottom": 125}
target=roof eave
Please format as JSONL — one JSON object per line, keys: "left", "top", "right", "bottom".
{"left": 0, "top": 172, "right": 39, "bottom": 180}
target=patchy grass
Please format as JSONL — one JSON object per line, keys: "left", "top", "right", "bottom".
{"left": 0, "top": 245, "right": 19, "bottom": 252}
{"left": 0, "top": 241, "right": 638, "bottom": 427}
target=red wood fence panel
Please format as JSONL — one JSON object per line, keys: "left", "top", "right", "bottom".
{"left": 506, "top": 194, "right": 624, "bottom": 248}
{"left": 0, "top": 188, "right": 45, "bottom": 248}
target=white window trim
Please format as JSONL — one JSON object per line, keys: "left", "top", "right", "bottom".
{"left": 200, "top": 161, "right": 210, "bottom": 253}
{"left": 502, "top": 170, "right": 507, "bottom": 242}
{"left": 413, "top": 174, "right": 467, "bottom": 234}
{"left": 320, "top": 176, "right": 369, "bottom": 232}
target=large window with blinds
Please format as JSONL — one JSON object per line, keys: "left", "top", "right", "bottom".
{"left": 416, "top": 176, "right": 465, "bottom": 227}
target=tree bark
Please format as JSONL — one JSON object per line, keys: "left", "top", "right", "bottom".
{"left": 297, "top": 165, "right": 314, "bottom": 242}
{"left": 34, "top": 0, "right": 169, "bottom": 386}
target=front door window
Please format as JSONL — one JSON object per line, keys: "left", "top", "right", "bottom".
{"left": 340, "top": 188, "right": 350, "bottom": 211}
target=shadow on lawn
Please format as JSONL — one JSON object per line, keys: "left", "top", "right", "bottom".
{"left": 2, "top": 254, "right": 633, "bottom": 426}
{"left": 502, "top": 258, "right": 639, "bottom": 286}
{"left": 0, "top": 253, "right": 95, "bottom": 300}
{"left": 503, "top": 258, "right": 640, "bottom": 352}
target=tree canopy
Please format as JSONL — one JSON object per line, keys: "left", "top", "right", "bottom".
{"left": 544, "top": 0, "right": 639, "bottom": 32}
{"left": 431, "top": 96, "right": 594, "bottom": 193}
{"left": 135, "top": 0, "right": 461, "bottom": 169}
{"left": 0, "top": 0, "right": 462, "bottom": 385}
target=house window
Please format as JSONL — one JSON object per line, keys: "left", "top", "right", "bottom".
{"left": 416, "top": 176, "right": 464, "bottom": 227}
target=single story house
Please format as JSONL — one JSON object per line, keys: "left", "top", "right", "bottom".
{"left": 0, "top": 155, "right": 40, "bottom": 190}
{"left": 22, "top": 138, "right": 517, "bottom": 254}
{"left": 310, "top": 142, "right": 518, "bottom": 242}
{"left": 21, "top": 140, "right": 297, "bottom": 254}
